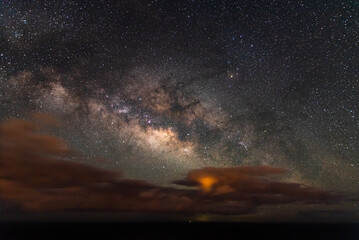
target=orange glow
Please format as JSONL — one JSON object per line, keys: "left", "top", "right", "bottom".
{"left": 198, "top": 177, "right": 217, "bottom": 192}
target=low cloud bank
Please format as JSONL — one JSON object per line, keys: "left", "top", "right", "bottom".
{"left": 0, "top": 116, "right": 340, "bottom": 214}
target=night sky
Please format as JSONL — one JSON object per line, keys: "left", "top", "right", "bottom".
{"left": 0, "top": 0, "right": 358, "bottom": 220}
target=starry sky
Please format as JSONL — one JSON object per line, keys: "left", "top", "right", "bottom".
{"left": 0, "top": 0, "right": 358, "bottom": 220}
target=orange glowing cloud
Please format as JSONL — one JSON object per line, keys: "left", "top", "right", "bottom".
{"left": 198, "top": 177, "right": 217, "bottom": 192}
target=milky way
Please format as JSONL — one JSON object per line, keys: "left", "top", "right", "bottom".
{"left": 0, "top": 0, "right": 358, "bottom": 192}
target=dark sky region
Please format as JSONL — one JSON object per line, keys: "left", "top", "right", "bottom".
{"left": 0, "top": 0, "right": 358, "bottom": 221}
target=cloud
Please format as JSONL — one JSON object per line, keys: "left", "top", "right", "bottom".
{"left": 0, "top": 117, "right": 341, "bottom": 214}
{"left": 174, "top": 167, "right": 341, "bottom": 207}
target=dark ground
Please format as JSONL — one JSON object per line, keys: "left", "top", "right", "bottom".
{"left": 0, "top": 222, "right": 358, "bottom": 240}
